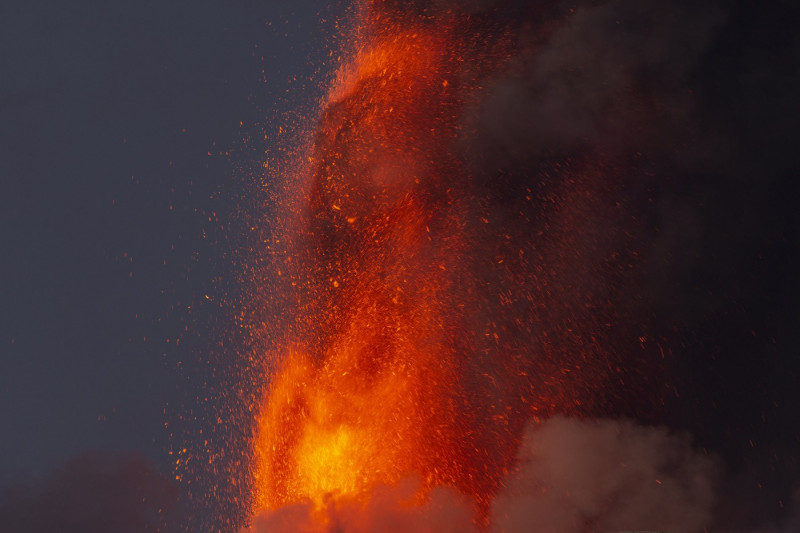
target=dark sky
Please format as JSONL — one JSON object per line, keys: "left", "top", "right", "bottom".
{"left": 1, "top": 0, "right": 799, "bottom": 532}
{"left": 0, "top": 1, "right": 337, "bottom": 527}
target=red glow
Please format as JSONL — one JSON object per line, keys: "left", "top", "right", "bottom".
{"left": 248, "top": 2, "right": 630, "bottom": 525}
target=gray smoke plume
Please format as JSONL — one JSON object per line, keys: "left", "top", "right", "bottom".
{"left": 245, "top": 417, "right": 739, "bottom": 533}
{"left": 467, "top": 0, "right": 724, "bottom": 167}
{"left": 491, "top": 417, "right": 718, "bottom": 533}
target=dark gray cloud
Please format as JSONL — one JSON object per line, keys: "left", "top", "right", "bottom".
{"left": 466, "top": 0, "right": 724, "bottom": 167}
{"left": 454, "top": 0, "right": 800, "bottom": 481}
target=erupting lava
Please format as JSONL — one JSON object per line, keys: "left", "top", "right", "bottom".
{"left": 249, "top": 0, "right": 634, "bottom": 526}
{"left": 253, "top": 11, "right": 478, "bottom": 512}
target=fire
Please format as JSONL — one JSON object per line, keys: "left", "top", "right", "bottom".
{"left": 251, "top": 2, "right": 468, "bottom": 507}
{"left": 251, "top": 9, "right": 481, "bottom": 515}
{"left": 247, "top": 0, "right": 629, "bottom": 526}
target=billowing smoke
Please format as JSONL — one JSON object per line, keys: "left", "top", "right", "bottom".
{"left": 492, "top": 417, "right": 717, "bottom": 533}
{"left": 248, "top": 479, "right": 473, "bottom": 533}
{"left": 466, "top": 0, "right": 723, "bottom": 164}
{"left": 247, "top": 416, "right": 800, "bottom": 532}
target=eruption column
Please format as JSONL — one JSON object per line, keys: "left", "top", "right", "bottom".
{"left": 251, "top": 12, "right": 480, "bottom": 510}
{"left": 249, "top": 1, "right": 627, "bottom": 524}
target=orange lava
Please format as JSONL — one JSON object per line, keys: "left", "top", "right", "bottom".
{"left": 248, "top": 0, "right": 629, "bottom": 525}
{"left": 252, "top": 12, "right": 476, "bottom": 512}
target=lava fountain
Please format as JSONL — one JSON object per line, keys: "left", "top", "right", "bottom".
{"left": 249, "top": 0, "right": 641, "bottom": 527}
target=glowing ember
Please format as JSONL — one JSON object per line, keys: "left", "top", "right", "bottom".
{"left": 248, "top": 0, "right": 634, "bottom": 525}
{"left": 252, "top": 13, "right": 472, "bottom": 512}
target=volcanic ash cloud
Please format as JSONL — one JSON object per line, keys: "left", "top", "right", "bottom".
{"left": 246, "top": 416, "right": 721, "bottom": 533}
